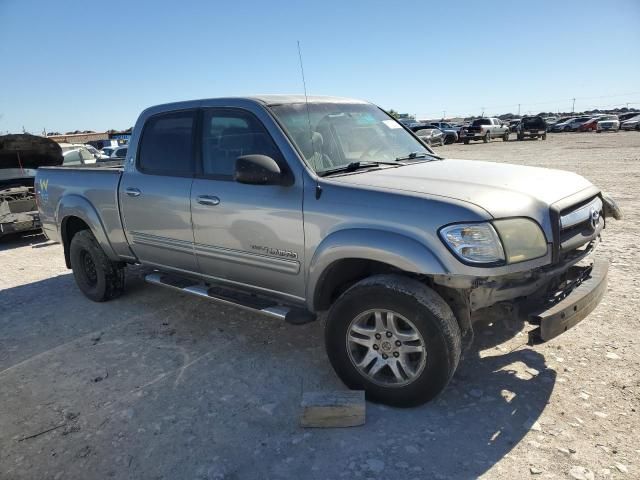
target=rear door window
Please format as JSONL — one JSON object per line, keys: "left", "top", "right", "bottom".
{"left": 138, "top": 111, "right": 196, "bottom": 176}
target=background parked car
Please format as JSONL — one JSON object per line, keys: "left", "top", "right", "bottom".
{"left": 596, "top": 115, "right": 620, "bottom": 132}
{"left": 110, "top": 146, "right": 128, "bottom": 159}
{"left": 550, "top": 117, "right": 575, "bottom": 132}
{"left": 578, "top": 115, "right": 618, "bottom": 132}
{"left": 427, "top": 122, "right": 460, "bottom": 144}
{"left": 508, "top": 118, "right": 521, "bottom": 131}
{"left": 415, "top": 127, "right": 445, "bottom": 146}
{"left": 551, "top": 116, "right": 590, "bottom": 132}
{"left": 460, "top": 117, "right": 510, "bottom": 143}
{"left": 566, "top": 116, "right": 592, "bottom": 131}
{"left": 62, "top": 147, "right": 97, "bottom": 166}
{"left": 100, "top": 146, "right": 116, "bottom": 157}
{"left": 84, "top": 144, "right": 110, "bottom": 160}
{"left": 516, "top": 116, "right": 547, "bottom": 140}
{"left": 617, "top": 112, "right": 640, "bottom": 123}
{"left": 621, "top": 114, "right": 640, "bottom": 131}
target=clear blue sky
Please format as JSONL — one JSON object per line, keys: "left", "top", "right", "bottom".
{"left": 1, "top": 0, "right": 639, "bottom": 133}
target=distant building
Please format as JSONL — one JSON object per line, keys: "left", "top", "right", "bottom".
{"left": 47, "top": 132, "right": 109, "bottom": 144}
{"left": 47, "top": 130, "right": 130, "bottom": 148}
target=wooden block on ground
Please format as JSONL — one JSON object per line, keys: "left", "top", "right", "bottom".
{"left": 300, "top": 390, "right": 365, "bottom": 428}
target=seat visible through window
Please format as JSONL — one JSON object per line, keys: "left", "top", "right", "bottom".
{"left": 202, "top": 110, "right": 281, "bottom": 177}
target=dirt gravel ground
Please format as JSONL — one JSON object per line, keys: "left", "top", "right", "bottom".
{"left": 1, "top": 131, "right": 638, "bottom": 480}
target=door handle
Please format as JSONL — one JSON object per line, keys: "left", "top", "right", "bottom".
{"left": 125, "top": 187, "right": 141, "bottom": 197}
{"left": 197, "top": 195, "right": 220, "bottom": 206}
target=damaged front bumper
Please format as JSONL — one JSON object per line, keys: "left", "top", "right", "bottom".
{"left": 433, "top": 240, "right": 609, "bottom": 344}
{"left": 525, "top": 257, "right": 608, "bottom": 344}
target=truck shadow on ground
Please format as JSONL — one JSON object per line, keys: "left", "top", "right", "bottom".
{"left": 0, "top": 231, "right": 49, "bottom": 251}
{"left": 0, "top": 270, "right": 555, "bottom": 479}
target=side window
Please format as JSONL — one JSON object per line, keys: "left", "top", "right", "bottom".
{"left": 201, "top": 109, "right": 282, "bottom": 178}
{"left": 138, "top": 111, "right": 195, "bottom": 176}
{"left": 63, "top": 150, "right": 82, "bottom": 165}
{"left": 80, "top": 148, "right": 94, "bottom": 162}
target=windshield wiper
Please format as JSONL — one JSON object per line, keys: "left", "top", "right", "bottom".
{"left": 318, "top": 161, "right": 400, "bottom": 177}
{"left": 395, "top": 152, "right": 440, "bottom": 162}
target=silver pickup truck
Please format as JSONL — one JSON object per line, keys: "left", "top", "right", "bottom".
{"left": 460, "top": 117, "right": 510, "bottom": 144}
{"left": 36, "top": 95, "right": 621, "bottom": 406}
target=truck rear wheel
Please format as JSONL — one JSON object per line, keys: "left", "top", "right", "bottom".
{"left": 502, "top": 132, "right": 509, "bottom": 141}
{"left": 483, "top": 132, "right": 490, "bottom": 143}
{"left": 325, "top": 275, "right": 462, "bottom": 407}
{"left": 69, "top": 230, "right": 125, "bottom": 302}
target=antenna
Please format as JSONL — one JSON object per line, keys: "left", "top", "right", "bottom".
{"left": 297, "top": 40, "right": 317, "bottom": 171}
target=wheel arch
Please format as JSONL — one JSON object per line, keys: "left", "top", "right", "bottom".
{"left": 57, "top": 195, "right": 118, "bottom": 268}
{"left": 307, "top": 229, "right": 447, "bottom": 312}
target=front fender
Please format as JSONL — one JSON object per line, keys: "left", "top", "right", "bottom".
{"left": 307, "top": 228, "right": 446, "bottom": 310}
{"left": 56, "top": 194, "right": 119, "bottom": 262}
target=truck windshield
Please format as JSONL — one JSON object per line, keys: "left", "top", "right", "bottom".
{"left": 269, "top": 103, "right": 435, "bottom": 174}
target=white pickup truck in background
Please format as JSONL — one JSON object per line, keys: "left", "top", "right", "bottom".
{"left": 461, "top": 118, "right": 510, "bottom": 144}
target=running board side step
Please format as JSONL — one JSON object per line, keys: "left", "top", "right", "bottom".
{"left": 144, "top": 272, "right": 316, "bottom": 325}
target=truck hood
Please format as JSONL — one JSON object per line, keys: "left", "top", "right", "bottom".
{"left": 328, "top": 159, "right": 594, "bottom": 218}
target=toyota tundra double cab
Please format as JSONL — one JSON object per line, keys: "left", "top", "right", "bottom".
{"left": 36, "top": 96, "right": 621, "bottom": 406}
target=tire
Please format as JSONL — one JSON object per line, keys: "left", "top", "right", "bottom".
{"left": 325, "top": 275, "right": 462, "bottom": 407}
{"left": 542, "top": 133, "right": 547, "bottom": 140}
{"left": 69, "top": 230, "right": 125, "bottom": 302}
{"left": 483, "top": 132, "right": 491, "bottom": 143}
{"left": 502, "top": 131, "right": 509, "bottom": 141}
{"left": 463, "top": 139, "right": 469, "bottom": 144}
{"left": 517, "top": 134, "right": 524, "bottom": 141}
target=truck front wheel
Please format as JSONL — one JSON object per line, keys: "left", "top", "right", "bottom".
{"left": 69, "top": 230, "right": 125, "bottom": 302}
{"left": 325, "top": 275, "right": 462, "bottom": 407}
{"left": 483, "top": 132, "right": 491, "bottom": 143}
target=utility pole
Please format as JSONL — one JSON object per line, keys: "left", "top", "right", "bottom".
{"left": 518, "top": 104, "right": 521, "bottom": 116}
{"left": 572, "top": 98, "right": 576, "bottom": 113}
{"left": 481, "top": 107, "right": 485, "bottom": 117}
{"left": 442, "top": 110, "right": 446, "bottom": 119}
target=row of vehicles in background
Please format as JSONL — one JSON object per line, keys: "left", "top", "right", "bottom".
{"left": 548, "top": 112, "right": 640, "bottom": 133}
{"left": 403, "top": 111, "right": 640, "bottom": 146}
{"left": 59, "top": 143, "right": 128, "bottom": 166}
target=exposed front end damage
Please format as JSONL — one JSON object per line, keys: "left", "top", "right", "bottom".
{"left": 433, "top": 192, "right": 620, "bottom": 344}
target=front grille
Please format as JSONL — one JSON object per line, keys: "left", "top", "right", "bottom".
{"left": 557, "top": 196, "right": 603, "bottom": 260}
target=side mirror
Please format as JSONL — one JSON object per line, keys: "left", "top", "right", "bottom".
{"left": 235, "top": 155, "right": 286, "bottom": 185}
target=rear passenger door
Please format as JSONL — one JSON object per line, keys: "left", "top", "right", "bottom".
{"left": 120, "top": 110, "right": 198, "bottom": 273}
{"left": 190, "top": 108, "right": 305, "bottom": 299}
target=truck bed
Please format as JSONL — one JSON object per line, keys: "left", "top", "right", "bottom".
{"left": 36, "top": 165, "right": 128, "bottom": 256}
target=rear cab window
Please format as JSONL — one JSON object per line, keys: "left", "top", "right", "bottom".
{"left": 138, "top": 110, "right": 196, "bottom": 176}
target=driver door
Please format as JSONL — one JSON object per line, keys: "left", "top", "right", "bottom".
{"left": 190, "top": 108, "right": 305, "bottom": 300}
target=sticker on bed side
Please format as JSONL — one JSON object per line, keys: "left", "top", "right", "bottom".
{"left": 382, "top": 119, "right": 402, "bottom": 129}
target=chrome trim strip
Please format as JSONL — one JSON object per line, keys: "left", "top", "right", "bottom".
{"left": 194, "top": 243, "right": 300, "bottom": 275}
{"left": 130, "top": 231, "right": 194, "bottom": 254}
{"left": 560, "top": 197, "right": 603, "bottom": 229}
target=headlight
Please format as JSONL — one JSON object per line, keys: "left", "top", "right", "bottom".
{"left": 493, "top": 218, "right": 548, "bottom": 263}
{"left": 439, "top": 223, "right": 505, "bottom": 264}
{"left": 440, "top": 219, "right": 548, "bottom": 266}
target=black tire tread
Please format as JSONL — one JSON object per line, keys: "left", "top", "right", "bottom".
{"left": 69, "top": 230, "right": 124, "bottom": 302}
{"left": 325, "top": 274, "right": 462, "bottom": 407}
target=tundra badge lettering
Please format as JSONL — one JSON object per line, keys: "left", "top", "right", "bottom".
{"left": 251, "top": 245, "right": 298, "bottom": 260}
